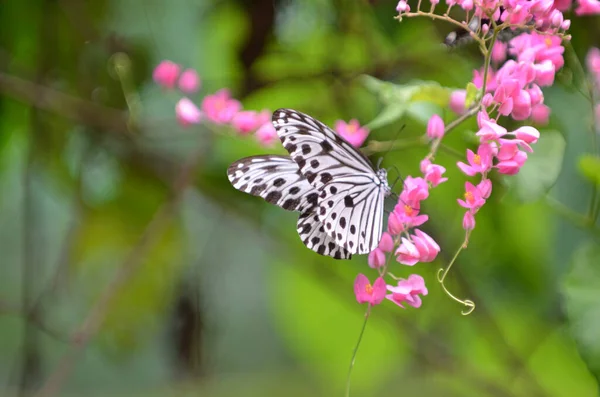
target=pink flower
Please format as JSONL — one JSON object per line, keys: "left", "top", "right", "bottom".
{"left": 477, "top": 179, "right": 492, "bottom": 199}
{"left": 399, "top": 176, "right": 429, "bottom": 206}
{"left": 533, "top": 60, "right": 556, "bottom": 87}
{"left": 396, "top": 0, "right": 411, "bottom": 12}
{"left": 354, "top": 274, "right": 386, "bottom": 305}
{"left": 531, "top": 104, "right": 550, "bottom": 124}
{"left": 575, "top": 0, "right": 600, "bottom": 15}
{"left": 422, "top": 162, "right": 448, "bottom": 187}
{"left": 396, "top": 237, "right": 421, "bottom": 265}
{"left": 178, "top": 69, "right": 200, "bottom": 93}
{"left": 232, "top": 110, "right": 270, "bottom": 134}
{"left": 496, "top": 151, "right": 528, "bottom": 174}
{"left": 513, "top": 126, "right": 540, "bottom": 144}
{"left": 492, "top": 41, "right": 508, "bottom": 64}
{"left": 457, "top": 181, "right": 486, "bottom": 211}
{"left": 476, "top": 120, "right": 507, "bottom": 142}
{"left": 387, "top": 211, "right": 405, "bottom": 235}
{"left": 175, "top": 98, "right": 202, "bottom": 126}
{"left": 378, "top": 232, "right": 395, "bottom": 252}
{"left": 153, "top": 60, "right": 180, "bottom": 89}
{"left": 426, "top": 114, "right": 445, "bottom": 139}
{"left": 386, "top": 275, "right": 428, "bottom": 309}
{"left": 473, "top": 67, "right": 497, "bottom": 92}
{"left": 395, "top": 230, "right": 439, "bottom": 265}
{"left": 255, "top": 122, "right": 278, "bottom": 146}
{"left": 449, "top": 90, "right": 467, "bottom": 114}
{"left": 512, "top": 90, "right": 532, "bottom": 120}
{"left": 391, "top": 203, "right": 429, "bottom": 230}
{"left": 411, "top": 229, "right": 440, "bottom": 262}
{"left": 457, "top": 143, "right": 494, "bottom": 176}
{"left": 201, "top": 89, "right": 242, "bottom": 124}
{"left": 586, "top": 48, "right": 600, "bottom": 75}
{"left": 334, "top": 119, "right": 369, "bottom": 147}
{"left": 463, "top": 211, "right": 476, "bottom": 231}
{"left": 368, "top": 248, "right": 386, "bottom": 268}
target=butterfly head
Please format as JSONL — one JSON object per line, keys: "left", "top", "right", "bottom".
{"left": 376, "top": 168, "right": 392, "bottom": 197}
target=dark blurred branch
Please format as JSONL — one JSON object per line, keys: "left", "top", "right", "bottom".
{"left": 34, "top": 145, "right": 205, "bottom": 397}
{"left": 0, "top": 300, "right": 68, "bottom": 343}
{"left": 0, "top": 72, "right": 132, "bottom": 135}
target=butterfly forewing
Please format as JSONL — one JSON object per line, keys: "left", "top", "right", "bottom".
{"left": 227, "top": 155, "right": 319, "bottom": 212}
{"left": 272, "top": 108, "right": 389, "bottom": 255}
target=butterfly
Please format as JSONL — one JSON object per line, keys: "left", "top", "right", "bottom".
{"left": 227, "top": 109, "right": 391, "bottom": 260}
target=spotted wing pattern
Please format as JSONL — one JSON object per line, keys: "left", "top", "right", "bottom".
{"left": 227, "top": 155, "right": 351, "bottom": 259}
{"left": 272, "top": 109, "right": 388, "bottom": 254}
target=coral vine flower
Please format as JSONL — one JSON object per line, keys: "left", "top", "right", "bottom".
{"left": 421, "top": 161, "right": 448, "bottom": 187}
{"left": 575, "top": 0, "right": 600, "bottom": 15}
{"left": 476, "top": 120, "right": 507, "bottom": 142}
{"left": 457, "top": 143, "right": 494, "bottom": 176}
{"left": 426, "top": 114, "right": 445, "bottom": 139}
{"left": 396, "top": 230, "right": 440, "bottom": 265}
{"left": 178, "top": 69, "right": 200, "bottom": 93}
{"left": 175, "top": 98, "right": 202, "bottom": 126}
{"left": 334, "top": 119, "right": 369, "bottom": 147}
{"left": 457, "top": 182, "right": 486, "bottom": 211}
{"left": 399, "top": 176, "right": 429, "bottom": 206}
{"left": 386, "top": 275, "right": 428, "bottom": 309}
{"left": 201, "top": 89, "right": 241, "bottom": 124}
{"left": 255, "top": 122, "right": 278, "bottom": 146}
{"left": 354, "top": 274, "right": 386, "bottom": 305}
{"left": 232, "top": 110, "right": 270, "bottom": 134}
{"left": 153, "top": 60, "right": 181, "bottom": 89}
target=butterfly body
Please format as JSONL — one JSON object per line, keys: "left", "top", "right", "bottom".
{"left": 227, "top": 109, "right": 390, "bottom": 260}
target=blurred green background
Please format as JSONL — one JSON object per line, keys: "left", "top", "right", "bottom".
{"left": 1, "top": 0, "right": 600, "bottom": 396}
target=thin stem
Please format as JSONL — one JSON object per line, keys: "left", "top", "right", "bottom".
{"left": 427, "top": 105, "right": 481, "bottom": 160}
{"left": 345, "top": 305, "right": 371, "bottom": 397}
{"left": 437, "top": 230, "right": 475, "bottom": 315}
{"left": 545, "top": 196, "right": 600, "bottom": 234}
{"left": 363, "top": 136, "right": 424, "bottom": 156}
{"left": 398, "top": 12, "right": 486, "bottom": 48}
{"left": 480, "top": 29, "right": 499, "bottom": 97}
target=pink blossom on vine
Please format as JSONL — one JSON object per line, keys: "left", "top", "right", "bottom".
{"left": 477, "top": 179, "right": 493, "bottom": 199}
{"left": 449, "top": 90, "right": 467, "bottom": 114}
{"left": 396, "top": 237, "right": 421, "bottom": 266}
{"left": 426, "top": 114, "right": 445, "bottom": 139}
{"left": 178, "top": 69, "right": 200, "bottom": 93}
{"left": 514, "top": 126, "right": 540, "bottom": 143}
{"left": 399, "top": 176, "right": 429, "bottom": 206}
{"left": 396, "top": 0, "right": 410, "bottom": 12}
{"left": 421, "top": 161, "right": 448, "bottom": 187}
{"left": 463, "top": 211, "right": 476, "bottom": 231}
{"left": 458, "top": 182, "right": 486, "bottom": 211}
{"left": 457, "top": 143, "right": 494, "bottom": 176}
{"left": 496, "top": 142, "right": 528, "bottom": 174}
{"left": 477, "top": 120, "right": 507, "bottom": 141}
{"left": 201, "top": 89, "right": 241, "bottom": 124}
{"left": 255, "top": 122, "right": 278, "bottom": 146}
{"left": 232, "top": 110, "right": 270, "bottom": 134}
{"left": 368, "top": 249, "right": 386, "bottom": 269}
{"left": 335, "top": 119, "right": 369, "bottom": 147}
{"left": 492, "top": 41, "right": 508, "bottom": 64}
{"left": 412, "top": 229, "right": 440, "bottom": 262}
{"left": 175, "top": 98, "right": 202, "bottom": 126}
{"left": 153, "top": 60, "right": 180, "bottom": 89}
{"left": 531, "top": 104, "right": 551, "bottom": 124}
{"left": 386, "top": 275, "right": 428, "bottom": 309}
{"left": 378, "top": 232, "right": 395, "bottom": 252}
{"left": 354, "top": 274, "right": 386, "bottom": 305}
{"left": 575, "top": 0, "right": 600, "bottom": 15}
{"left": 391, "top": 203, "right": 429, "bottom": 230}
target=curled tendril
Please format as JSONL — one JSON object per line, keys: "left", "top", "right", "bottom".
{"left": 437, "top": 266, "right": 476, "bottom": 316}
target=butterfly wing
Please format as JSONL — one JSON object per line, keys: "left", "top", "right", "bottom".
{"left": 272, "top": 109, "right": 387, "bottom": 254}
{"left": 297, "top": 210, "right": 351, "bottom": 259}
{"left": 227, "top": 154, "right": 351, "bottom": 259}
{"left": 227, "top": 155, "right": 319, "bottom": 212}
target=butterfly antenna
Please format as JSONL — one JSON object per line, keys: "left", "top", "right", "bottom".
{"left": 376, "top": 124, "right": 406, "bottom": 168}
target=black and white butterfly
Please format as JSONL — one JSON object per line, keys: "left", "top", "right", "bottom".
{"left": 227, "top": 109, "right": 391, "bottom": 260}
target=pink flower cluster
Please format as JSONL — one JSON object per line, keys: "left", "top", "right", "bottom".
{"left": 587, "top": 48, "right": 600, "bottom": 121}
{"left": 354, "top": 274, "right": 428, "bottom": 309}
{"left": 354, "top": 115, "right": 451, "bottom": 310}
{"left": 154, "top": 60, "right": 369, "bottom": 147}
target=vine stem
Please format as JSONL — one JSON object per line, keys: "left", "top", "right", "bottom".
{"left": 397, "top": 12, "right": 486, "bottom": 48}
{"left": 437, "top": 230, "right": 475, "bottom": 315}
{"left": 345, "top": 305, "right": 371, "bottom": 397}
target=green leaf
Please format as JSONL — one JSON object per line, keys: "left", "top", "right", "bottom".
{"left": 578, "top": 154, "right": 600, "bottom": 185}
{"left": 361, "top": 75, "right": 453, "bottom": 130}
{"left": 563, "top": 241, "right": 600, "bottom": 380}
{"left": 506, "top": 130, "right": 566, "bottom": 203}
{"left": 465, "top": 82, "right": 478, "bottom": 108}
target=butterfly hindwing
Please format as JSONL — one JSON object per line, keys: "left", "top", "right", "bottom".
{"left": 227, "top": 155, "right": 318, "bottom": 212}
{"left": 297, "top": 211, "right": 351, "bottom": 259}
